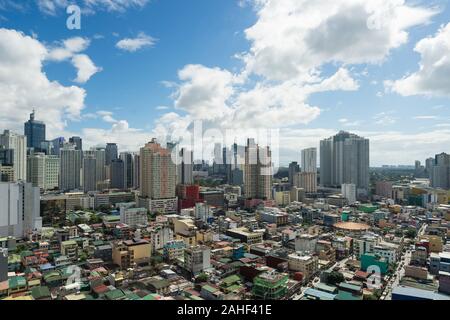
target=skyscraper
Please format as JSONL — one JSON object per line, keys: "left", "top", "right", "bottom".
{"left": 430, "top": 153, "right": 450, "bottom": 190}
{"left": 82, "top": 152, "right": 97, "bottom": 192}
{"left": 301, "top": 148, "right": 317, "bottom": 173}
{"left": 133, "top": 153, "right": 140, "bottom": 189}
{"left": 120, "top": 152, "right": 134, "bottom": 189}
{"left": 288, "top": 162, "right": 300, "bottom": 187}
{"left": 24, "top": 110, "right": 45, "bottom": 151}
{"left": 69, "top": 136, "right": 83, "bottom": 151}
{"left": 105, "top": 143, "right": 118, "bottom": 165}
{"left": 110, "top": 158, "right": 125, "bottom": 189}
{"left": 92, "top": 147, "right": 106, "bottom": 188}
{"left": 59, "top": 143, "right": 83, "bottom": 191}
{"left": 139, "top": 139, "right": 177, "bottom": 213}
{"left": 320, "top": 131, "right": 369, "bottom": 194}
{"left": 0, "top": 130, "right": 27, "bottom": 181}
{"left": 244, "top": 138, "right": 272, "bottom": 200}
{"left": 176, "top": 147, "right": 193, "bottom": 185}
{"left": 51, "top": 137, "right": 65, "bottom": 156}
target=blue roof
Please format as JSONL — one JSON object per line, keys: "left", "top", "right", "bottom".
{"left": 392, "top": 286, "right": 450, "bottom": 300}
{"left": 304, "top": 288, "right": 336, "bottom": 300}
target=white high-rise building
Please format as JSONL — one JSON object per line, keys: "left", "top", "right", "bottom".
{"left": 0, "top": 181, "right": 42, "bottom": 238}
{"left": 59, "top": 143, "right": 83, "bottom": 191}
{"left": 342, "top": 183, "right": 357, "bottom": 204}
{"left": 301, "top": 148, "right": 317, "bottom": 173}
{"left": 294, "top": 172, "right": 317, "bottom": 193}
{"left": 0, "top": 130, "right": 27, "bottom": 181}
{"left": 27, "top": 153, "right": 59, "bottom": 190}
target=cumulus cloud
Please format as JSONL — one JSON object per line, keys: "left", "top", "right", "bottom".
{"left": 0, "top": 28, "right": 85, "bottom": 136}
{"left": 242, "top": 0, "right": 437, "bottom": 81}
{"left": 116, "top": 32, "right": 156, "bottom": 52}
{"left": 386, "top": 23, "right": 450, "bottom": 97}
{"left": 47, "top": 36, "right": 102, "bottom": 83}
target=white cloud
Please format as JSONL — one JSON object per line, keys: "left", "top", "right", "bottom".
{"left": 413, "top": 115, "right": 439, "bottom": 120}
{"left": 37, "top": 0, "right": 149, "bottom": 15}
{"left": 242, "top": 0, "right": 437, "bottom": 81}
{"left": 0, "top": 28, "right": 85, "bottom": 136}
{"left": 386, "top": 23, "right": 450, "bottom": 97}
{"left": 47, "top": 37, "right": 101, "bottom": 83}
{"left": 116, "top": 32, "right": 156, "bottom": 52}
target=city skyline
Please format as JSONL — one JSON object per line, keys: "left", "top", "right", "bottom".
{"left": 0, "top": 0, "right": 450, "bottom": 166}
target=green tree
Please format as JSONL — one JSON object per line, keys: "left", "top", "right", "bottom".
{"left": 326, "top": 271, "right": 345, "bottom": 286}
{"left": 195, "top": 273, "right": 208, "bottom": 283}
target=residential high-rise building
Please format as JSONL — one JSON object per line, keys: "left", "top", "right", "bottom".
{"left": 27, "top": 152, "right": 59, "bottom": 191}
{"left": 244, "top": 138, "right": 272, "bottom": 200}
{"left": 293, "top": 172, "right": 317, "bottom": 193}
{"left": 69, "top": 136, "right": 82, "bottom": 151}
{"left": 105, "top": 143, "right": 118, "bottom": 165}
{"left": 301, "top": 148, "right": 317, "bottom": 173}
{"left": 120, "top": 152, "right": 134, "bottom": 189}
{"left": 320, "top": 131, "right": 370, "bottom": 194}
{"left": 288, "top": 162, "right": 300, "bottom": 187}
{"left": 24, "top": 110, "right": 45, "bottom": 151}
{"left": 82, "top": 152, "right": 97, "bottom": 193}
{"left": 0, "top": 146, "right": 14, "bottom": 166}
{"left": 184, "top": 245, "right": 211, "bottom": 275}
{"left": 342, "top": 183, "right": 357, "bottom": 204}
{"left": 59, "top": 143, "right": 83, "bottom": 191}
{"left": 110, "top": 159, "right": 125, "bottom": 189}
{"left": 139, "top": 139, "right": 177, "bottom": 213}
{"left": 425, "top": 157, "right": 435, "bottom": 178}
{"left": 92, "top": 147, "right": 106, "bottom": 188}
{"left": 0, "top": 181, "right": 42, "bottom": 238}
{"left": 0, "top": 130, "right": 27, "bottom": 181}
{"left": 430, "top": 153, "right": 450, "bottom": 190}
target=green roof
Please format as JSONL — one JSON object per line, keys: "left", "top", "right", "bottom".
{"left": 202, "top": 285, "right": 218, "bottom": 293}
{"left": 105, "top": 289, "right": 125, "bottom": 300}
{"left": 335, "top": 290, "right": 363, "bottom": 301}
{"left": 9, "top": 276, "right": 27, "bottom": 289}
{"left": 31, "top": 286, "right": 51, "bottom": 299}
{"left": 222, "top": 275, "right": 240, "bottom": 286}
{"left": 141, "top": 294, "right": 160, "bottom": 300}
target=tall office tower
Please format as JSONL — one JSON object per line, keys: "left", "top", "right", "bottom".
{"left": 27, "top": 153, "right": 59, "bottom": 190}
{"left": 59, "top": 143, "right": 83, "bottom": 191}
{"left": 133, "top": 153, "right": 140, "bottom": 189}
{"left": 69, "top": 136, "right": 83, "bottom": 151}
{"left": 431, "top": 153, "right": 450, "bottom": 190}
{"left": 91, "top": 147, "right": 106, "bottom": 187}
{"left": 288, "top": 162, "right": 300, "bottom": 186}
{"left": 0, "top": 130, "right": 27, "bottom": 181}
{"left": 120, "top": 152, "right": 134, "bottom": 189}
{"left": 51, "top": 137, "right": 65, "bottom": 156}
{"left": 320, "top": 131, "right": 370, "bottom": 194}
{"left": 301, "top": 147, "right": 317, "bottom": 173}
{"left": 24, "top": 110, "right": 45, "bottom": 151}
{"left": 39, "top": 141, "right": 54, "bottom": 155}
{"left": 0, "top": 181, "right": 42, "bottom": 238}
{"left": 140, "top": 139, "right": 176, "bottom": 199}
{"left": 176, "top": 147, "right": 193, "bottom": 185}
{"left": 244, "top": 138, "right": 272, "bottom": 200}
{"left": 82, "top": 152, "right": 97, "bottom": 192}
{"left": 105, "top": 143, "right": 118, "bottom": 165}
{"left": 110, "top": 159, "right": 125, "bottom": 189}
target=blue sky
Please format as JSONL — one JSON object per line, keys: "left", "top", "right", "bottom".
{"left": 0, "top": 0, "right": 450, "bottom": 166}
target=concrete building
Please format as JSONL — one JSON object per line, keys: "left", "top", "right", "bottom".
{"left": 105, "top": 143, "right": 118, "bottom": 166}
{"left": 0, "top": 130, "right": 27, "bottom": 181}
{"left": 226, "top": 227, "right": 263, "bottom": 244}
{"left": 320, "top": 131, "right": 369, "bottom": 195}
{"left": 110, "top": 159, "right": 124, "bottom": 189}
{"left": 82, "top": 152, "right": 97, "bottom": 193}
{"left": 68, "top": 136, "right": 82, "bottom": 151}
{"left": 244, "top": 138, "right": 272, "bottom": 200}
{"left": 288, "top": 162, "right": 300, "bottom": 187}
{"left": 112, "top": 239, "right": 151, "bottom": 269}
{"left": 27, "top": 153, "right": 59, "bottom": 191}
{"left": 120, "top": 152, "right": 134, "bottom": 189}
{"left": 176, "top": 147, "right": 194, "bottom": 185}
{"left": 119, "top": 207, "right": 148, "bottom": 227}
{"left": 287, "top": 253, "right": 318, "bottom": 281}
{"left": 301, "top": 148, "right": 317, "bottom": 173}
{"left": 184, "top": 245, "right": 211, "bottom": 275}
{"left": 294, "top": 172, "right": 317, "bottom": 193}
{"left": 341, "top": 183, "right": 357, "bottom": 204}
{"left": 139, "top": 139, "right": 177, "bottom": 213}
{"left": 59, "top": 143, "right": 82, "bottom": 191}
{"left": 430, "top": 153, "right": 450, "bottom": 190}
{"left": 0, "top": 181, "right": 41, "bottom": 238}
